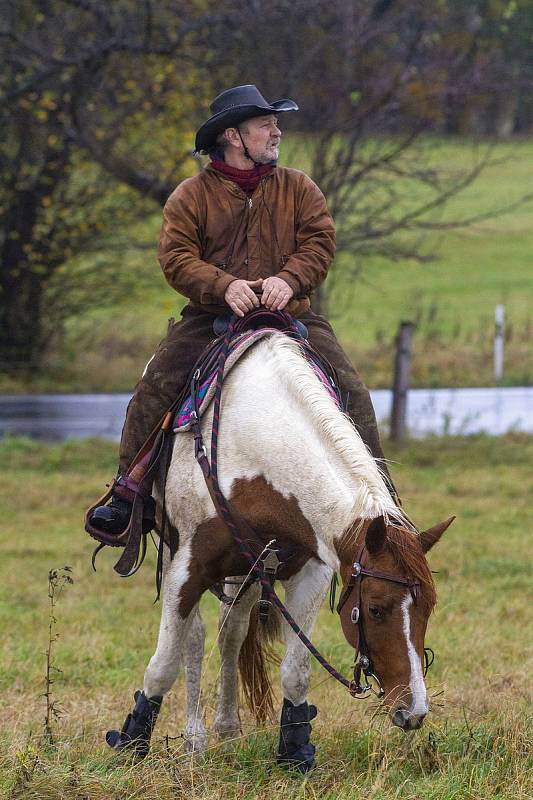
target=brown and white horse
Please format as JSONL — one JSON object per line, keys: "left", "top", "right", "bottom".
{"left": 108, "top": 333, "right": 452, "bottom": 768}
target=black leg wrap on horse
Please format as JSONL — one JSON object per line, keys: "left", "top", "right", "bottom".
{"left": 106, "top": 690, "right": 162, "bottom": 758}
{"left": 277, "top": 698, "right": 318, "bottom": 773}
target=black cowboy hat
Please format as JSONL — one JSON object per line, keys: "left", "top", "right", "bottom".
{"left": 195, "top": 84, "right": 298, "bottom": 153}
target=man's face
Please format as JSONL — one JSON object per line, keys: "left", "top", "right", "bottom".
{"left": 237, "top": 114, "right": 282, "bottom": 163}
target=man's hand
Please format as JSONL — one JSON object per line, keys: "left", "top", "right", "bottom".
{"left": 224, "top": 279, "right": 263, "bottom": 317}
{"left": 261, "top": 276, "right": 294, "bottom": 311}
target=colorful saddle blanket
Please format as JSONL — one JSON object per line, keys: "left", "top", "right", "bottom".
{"left": 173, "top": 328, "right": 340, "bottom": 432}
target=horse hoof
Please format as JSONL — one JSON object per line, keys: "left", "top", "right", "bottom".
{"left": 182, "top": 726, "right": 208, "bottom": 754}
{"left": 214, "top": 720, "right": 241, "bottom": 741}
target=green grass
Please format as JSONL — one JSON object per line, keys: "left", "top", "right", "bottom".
{"left": 0, "top": 435, "right": 531, "bottom": 798}
{"left": 2, "top": 136, "right": 533, "bottom": 393}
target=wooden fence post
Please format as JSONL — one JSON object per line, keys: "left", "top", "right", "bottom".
{"left": 390, "top": 321, "right": 415, "bottom": 441}
{"left": 494, "top": 304, "right": 505, "bottom": 383}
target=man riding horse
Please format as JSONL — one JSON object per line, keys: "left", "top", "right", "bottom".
{"left": 87, "top": 84, "right": 397, "bottom": 538}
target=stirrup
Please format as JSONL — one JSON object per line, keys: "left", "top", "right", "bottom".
{"left": 85, "top": 489, "right": 155, "bottom": 548}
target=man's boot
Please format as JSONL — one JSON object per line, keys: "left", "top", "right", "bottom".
{"left": 88, "top": 495, "right": 132, "bottom": 535}
{"left": 85, "top": 444, "right": 157, "bottom": 544}
{"left": 87, "top": 480, "right": 156, "bottom": 537}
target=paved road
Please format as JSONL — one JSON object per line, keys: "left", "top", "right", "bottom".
{"left": 0, "top": 387, "right": 532, "bottom": 441}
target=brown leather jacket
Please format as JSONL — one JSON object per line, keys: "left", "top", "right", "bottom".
{"left": 158, "top": 164, "right": 336, "bottom": 315}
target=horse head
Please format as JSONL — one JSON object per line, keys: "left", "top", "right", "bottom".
{"left": 337, "top": 514, "right": 454, "bottom": 730}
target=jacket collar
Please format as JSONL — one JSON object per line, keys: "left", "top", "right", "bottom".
{"left": 204, "top": 162, "right": 276, "bottom": 199}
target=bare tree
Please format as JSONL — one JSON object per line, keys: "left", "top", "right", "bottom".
{"left": 1, "top": 0, "right": 531, "bottom": 368}
{"left": 201, "top": 0, "right": 533, "bottom": 313}
{"left": 0, "top": 0, "right": 213, "bottom": 369}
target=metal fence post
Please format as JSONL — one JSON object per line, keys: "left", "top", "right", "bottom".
{"left": 390, "top": 321, "right": 415, "bottom": 441}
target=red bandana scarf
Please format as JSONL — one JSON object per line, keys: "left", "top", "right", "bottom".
{"left": 211, "top": 159, "right": 275, "bottom": 195}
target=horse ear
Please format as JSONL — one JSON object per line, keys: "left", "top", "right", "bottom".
{"left": 365, "top": 516, "right": 387, "bottom": 555}
{"left": 420, "top": 516, "right": 455, "bottom": 553}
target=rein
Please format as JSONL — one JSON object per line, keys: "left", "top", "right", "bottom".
{"left": 189, "top": 313, "right": 432, "bottom": 697}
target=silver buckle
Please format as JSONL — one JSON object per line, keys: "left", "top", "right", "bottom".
{"left": 262, "top": 549, "right": 281, "bottom": 576}
{"left": 363, "top": 671, "right": 385, "bottom": 698}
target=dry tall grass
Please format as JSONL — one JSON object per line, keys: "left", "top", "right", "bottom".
{"left": 1, "top": 435, "right": 531, "bottom": 799}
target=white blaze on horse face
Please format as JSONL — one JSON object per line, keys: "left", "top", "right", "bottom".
{"left": 401, "top": 594, "right": 428, "bottom": 718}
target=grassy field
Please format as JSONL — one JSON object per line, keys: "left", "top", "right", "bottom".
{"left": 329, "top": 139, "right": 533, "bottom": 388}
{"left": 1, "top": 434, "right": 531, "bottom": 799}
{"left": 2, "top": 137, "right": 533, "bottom": 394}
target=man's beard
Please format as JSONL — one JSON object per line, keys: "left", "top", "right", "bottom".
{"left": 254, "top": 141, "right": 280, "bottom": 164}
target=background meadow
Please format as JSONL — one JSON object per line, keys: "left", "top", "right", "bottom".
{"left": 1, "top": 434, "right": 531, "bottom": 799}
{"left": 1, "top": 137, "right": 533, "bottom": 394}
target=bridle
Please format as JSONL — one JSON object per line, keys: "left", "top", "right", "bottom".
{"left": 189, "top": 312, "right": 435, "bottom": 698}
{"left": 336, "top": 543, "right": 432, "bottom": 698}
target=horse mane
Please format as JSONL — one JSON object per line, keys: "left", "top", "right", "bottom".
{"left": 266, "top": 334, "right": 410, "bottom": 528}
{"left": 386, "top": 526, "right": 437, "bottom": 612}
{"left": 261, "top": 335, "right": 434, "bottom": 607}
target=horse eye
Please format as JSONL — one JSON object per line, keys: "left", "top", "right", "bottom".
{"left": 368, "top": 606, "right": 383, "bottom": 620}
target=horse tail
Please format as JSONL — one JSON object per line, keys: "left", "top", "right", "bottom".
{"left": 238, "top": 601, "right": 282, "bottom": 726}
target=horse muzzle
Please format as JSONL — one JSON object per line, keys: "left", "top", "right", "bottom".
{"left": 391, "top": 706, "right": 427, "bottom": 730}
